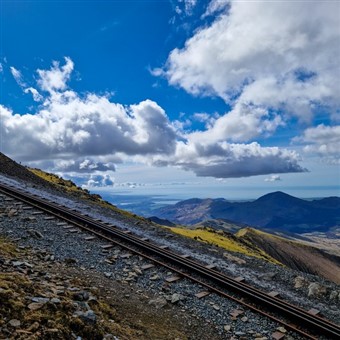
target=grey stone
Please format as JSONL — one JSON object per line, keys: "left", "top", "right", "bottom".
{"left": 50, "top": 298, "right": 61, "bottom": 304}
{"left": 148, "top": 297, "right": 167, "bottom": 308}
{"left": 31, "top": 297, "right": 50, "bottom": 303}
{"left": 8, "top": 209, "right": 17, "bottom": 217}
{"left": 308, "top": 282, "right": 327, "bottom": 297}
{"left": 329, "top": 290, "right": 339, "bottom": 300}
{"left": 73, "top": 310, "right": 97, "bottom": 324}
{"left": 171, "top": 293, "right": 184, "bottom": 304}
{"left": 277, "top": 327, "right": 287, "bottom": 333}
{"left": 8, "top": 319, "right": 21, "bottom": 328}
{"left": 260, "top": 272, "right": 276, "bottom": 281}
{"left": 294, "top": 276, "right": 309, "bottom": 289}
{"left": 72, "top": 291, "right": 90, "bottom": 301}
{"left": 28, "top": 302, "right": 44, "bottom": 311}
{"left": 150, "top": 274, "right": 160, "bottom": 280}
{"left": 235, "top": 332, "right": 246, "bottom": 336}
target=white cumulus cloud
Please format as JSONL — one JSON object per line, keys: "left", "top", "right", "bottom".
{"left": 83, "top": 174, "right": 115, "bottom": 187}
{"left": 202, "top": 0, "right": 229, "bottom": 18}
{"left": 160, "top": 0, "right": 339, "bottom": 135}
{"left": 52, "top": 159, "right": 116, "bottom": 173}
{"left": 1, "top": 57, "right": 306, "bottom": 180}
{"left": 295, "top": 125, "right": 340, "bottom": 164}
{"left": 37, "top": 57, "right": 74, "bottom": 93}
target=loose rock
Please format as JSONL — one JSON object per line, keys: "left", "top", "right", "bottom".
{"left": 148, "top": 297, "right": 167, "bottom": 308}
{"left": 8, "top": 319, "right": 21, "bottom": 328}
{"left": 308, "top": 282, "right": 327, "bottom": 297}
{"left": 294, "top": 276, "right": 309, "bottom": 289}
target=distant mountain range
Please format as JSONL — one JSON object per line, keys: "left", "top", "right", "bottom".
{"left": 154, "top": 191, "right": 340, "bottom": 233}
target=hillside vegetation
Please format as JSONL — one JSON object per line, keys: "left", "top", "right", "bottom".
{"left": 169, "top": 226, "right": 282, "bottom": 265}
{"left": 29, "top": 168, "right": 86, "bottom": 194}
{"left": 27, "top": 168, "right": 143, "bottom": 221}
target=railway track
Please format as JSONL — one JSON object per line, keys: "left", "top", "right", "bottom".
{"left": 0, "top": 181, "right": 339, "bottom": 339}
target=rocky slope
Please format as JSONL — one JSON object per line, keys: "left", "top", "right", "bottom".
{"left": 0, "top": 236, "right": 218, "bottom": 339}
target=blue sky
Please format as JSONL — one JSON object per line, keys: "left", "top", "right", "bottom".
{"left": 0, "top": 0, "right": 339, "bottom": 199}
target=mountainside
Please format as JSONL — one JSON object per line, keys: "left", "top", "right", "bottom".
{"left": 155, "top": 191, "right": 340, "bottom": 233}
{"left": 147, "top": 216, "right": 176, "bottom": 227}
{"left": 236, "top": 228, "right": 340, "bottom": 284}
{"left": 167, "top": 224, "right": 340, "bottom": 283}
{"left": 0, "top": 153, "right": 53, "bottom": 188}
{"left": 0, "top": 152, "right": 140, "bottom": 220}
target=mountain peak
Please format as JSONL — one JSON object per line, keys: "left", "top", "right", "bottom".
{"left": 255, "top": 191, "right": 300, "bottom": 204}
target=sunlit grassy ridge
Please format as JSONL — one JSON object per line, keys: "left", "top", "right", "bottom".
{"left": 169, "top": 226, "right": 282, "bottom": 265}
{"left": 237, "top": 227, "right": 323, "bottom": 254}
{"left": 237, "top": 227, "right": 280, "bottom": 238}
{"left": 28, "top": 168, "right": 144, "bottom": 221}
{"left": 237, "top": 227, "right": 308, "bottom": 247}
{"left": 29, "top": 168, "right": 88, "bottom": 194}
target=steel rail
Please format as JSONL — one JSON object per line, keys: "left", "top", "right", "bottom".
{"left": 0, "top": 182, "right": 339, "bottom": 339}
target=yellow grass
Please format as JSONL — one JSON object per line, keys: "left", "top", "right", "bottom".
{"left": 28, "top": 168, "right": 145, "bottom": 221}
{"left": 29, "top": 168, "right": 80, "bottom": 192}
{"left": 169, "top": 227, "right": 281, "bottom": 264}
{"left": 0, "top": 237, "right": 17, "bottom": 256}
